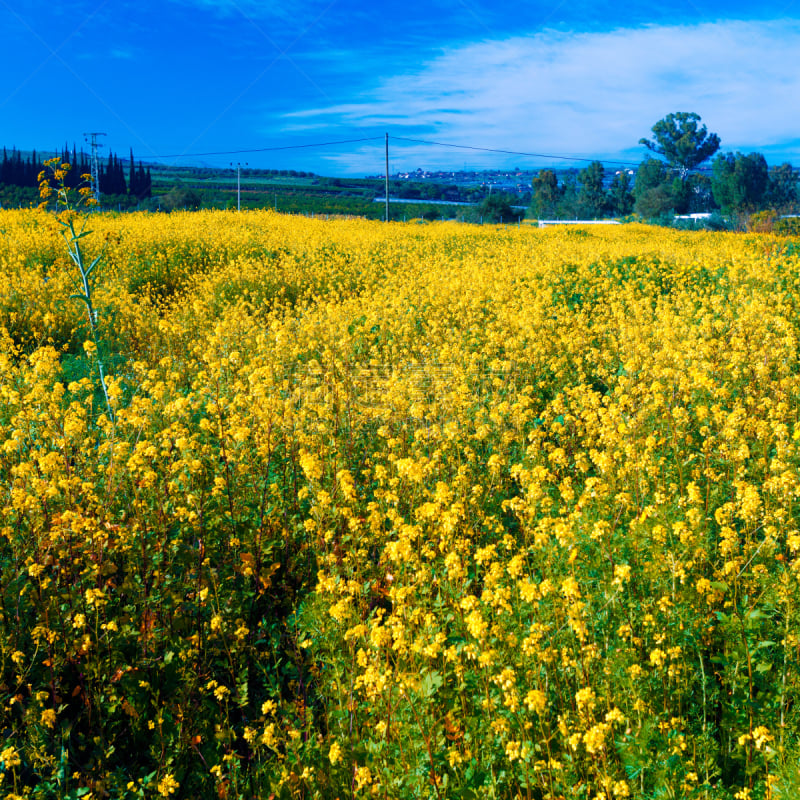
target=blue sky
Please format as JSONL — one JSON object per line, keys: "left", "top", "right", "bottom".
{"left": 2, "top": 0, "right": 800, "bottom": 175}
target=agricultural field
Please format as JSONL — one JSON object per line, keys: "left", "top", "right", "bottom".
{"left": 1, "top": 206, "right": 800, "bottom": 799}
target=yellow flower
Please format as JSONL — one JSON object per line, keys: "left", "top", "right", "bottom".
{"left": 525, "top": 688, "right": 547, "bottom": 713}
{"left": 583, "top": 722, "right": 610, "bottom": 755}
{"left": 261, "top": 699, "right": 277, "bottom": 715}
{"left": 649, "top": 648, "right": 666, "bottom": 668}
{"left": 28, "top": 563, "right": 45, "bottom": 578}
{"left": 753, "top": 725, "right": 773, "bottom": 750}
{"left": 40, "top": 709, "right": 57, "bottom": 729}
{"left": 505, "top": 739, "right": 521, "bottom": 761}
{"left": 157, "top": 772, "right": 179, "bottom": 796}
{"left": 612, "top": 563, "right": 631, "bottom": 586}
{"left": 1, "top": 746, "right": 21, "bottom": 767}
{"left": 354, "top": 765, "right": 373, "bottom": 790}
{"left": 213, "top": 685, "right": 230, "bottom": 702}
{"left": 299, "top": 451, "right": 323, "bottom": 481}
{"left": 575, "top": 686, "right": 596, "bottom": 712}
{"left": 329, "top": 741, "right": 343, "bottom": 764}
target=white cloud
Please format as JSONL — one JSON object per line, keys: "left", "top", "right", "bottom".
{"left": 285, "top": 19, "right": 800, "bottom": 172}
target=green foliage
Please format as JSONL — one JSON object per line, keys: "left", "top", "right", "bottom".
{"left": 530, "top": 169, "right": 560, "bottom": 219}
{"left": 766, "top": 163, "right": 799, "bottom": 213}
{"left": 640, "top": 111, "right": 721, "bottom": 177}
{"left": 634, "top": 159, "right": 676, "bottom": 220}
{"left": 711, "top": 152, "right": 769, "bottom": 215}
{"left": 0, "top": 184, "right": 38, "bottom": 209}
{"left": 476, "top": 192, "right": 522, "bottom": 223}
{"left": 157, "top": 182, "right": 203, "bottom": 212}
{"left": 576, "top": 160, "right": 608, "bottom": 218}
{"left": 775, "top": 216, "right": 800, "bottom": 236}
{"left": 748, "top": 209, "right": 778, "bottom": 232}
{"left": 633, "top": 158, "right": 672, "bottom": 218}
{"left": 608, "top": 171, "right": 635, "bottom": 216}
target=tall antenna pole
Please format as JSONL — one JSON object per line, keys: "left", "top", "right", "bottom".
{"left": 385, "top": 133, "right": 390, "bottom": 223}
{"left": 83, "top": 132, "right": 106, "bottom": 203}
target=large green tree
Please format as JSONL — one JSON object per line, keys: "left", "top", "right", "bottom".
{"left": 477, "top": 192, "right": 521, "bottom": 223}
{"left": 607, "top": 170, "right": 634, "bottom": 216}
{"left": 633, "top": 157, "right": 674, "bottom": 218}
{"left": 711, "top": 151, "right": 768, "bottom": 214}
{"left": 640, "top": 112, "right": 720, "bottom": 178}
{"left": 576, "top": 160, "right": 607, "bottom": 218}
{"left": 765, "top": 163, "right": 798, "bottom": 212}
{"left": 530, "top": 169, "right": 559, "bottom": 219}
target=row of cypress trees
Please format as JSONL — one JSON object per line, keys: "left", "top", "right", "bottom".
{"left": 0, "top": 145, "right": 151, "bottom": 198}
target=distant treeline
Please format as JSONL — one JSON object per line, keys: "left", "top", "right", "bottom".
{"left": 0, "top": 146, "right": 152, "bottom": 199}
{"left": 528, "top": 157, "right": 800, "bottom": 226}
{"left": 159, "top": 166, "right": 317, "bottom": 180}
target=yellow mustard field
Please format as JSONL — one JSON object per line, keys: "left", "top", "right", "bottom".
{"left": 1, "top": 208, "right": 799, "bottom": 799}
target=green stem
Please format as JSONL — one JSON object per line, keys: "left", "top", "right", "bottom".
{"left": 64, "top": 218, "right": 114, "bottom": 424}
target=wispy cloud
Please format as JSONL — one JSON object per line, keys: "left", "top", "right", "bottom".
{"left": 284, "top": 19, "right": 800, "bottom": 172}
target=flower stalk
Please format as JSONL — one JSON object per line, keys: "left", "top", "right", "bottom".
{"left": 38, "top": 158, "right": 115, "bottom": 424}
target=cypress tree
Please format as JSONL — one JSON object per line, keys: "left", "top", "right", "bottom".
{"left": 26, "top": 152, "right": 37, "bottom": 187}
{"left": 70, "top": 143, "right": 79, "bottom": 188}
{"left": 14, "top": 149, "right": 23, "bottom": 185}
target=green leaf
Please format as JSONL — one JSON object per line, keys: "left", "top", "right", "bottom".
{"left": 86, "top": 254, "right": 103, "bottom": 276}
{"left": 420, "top": 669, "right": 443, "bottom": 698}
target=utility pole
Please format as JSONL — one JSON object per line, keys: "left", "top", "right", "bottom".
{"left": 231, "top": 162, "right": 247, "bottom": 211}
{"left": 83, "top": 132, "right": 106, "bottom": 203}
{"left": 385, "top": 133, "right": 390, "bottom": 222}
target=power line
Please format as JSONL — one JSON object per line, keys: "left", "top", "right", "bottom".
{"left": 111, "top": 131, "right": 748, "bottom": 174}
{"left": 151, "top": 136, "right": 383, "bottom": 160}
{"left": 147, "top": 133, "right": 644, "bottom": 168}
{"left": 390, "top": 136, "right": 643, "bottom": 167}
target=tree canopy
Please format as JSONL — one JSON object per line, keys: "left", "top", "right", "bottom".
{"left": 711, "top": 152, "right": 768, "bottom": 214}
{"left": 640, "top": 112, "right": 721, "bottom": 178}
{"left": 530, "top": 170, "right": 559, "bottom": 219}
{"left": 478, "top": 192, "right": 521, "bottom": 223}
{"left": 765, "top": 163, "right": 799, "bottom": 211}
{"left": 607, "top": 171, "right": 634, "bottom": 216}
{"left": 576, "top": 161, "right": 607, "bottom": 218}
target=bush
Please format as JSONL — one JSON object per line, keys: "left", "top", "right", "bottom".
{"left": 775, "top": 216, "right": 800, "bottom": 236}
